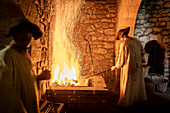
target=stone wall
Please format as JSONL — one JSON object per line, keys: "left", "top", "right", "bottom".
{"left": 134, "top": 0, "right": 170, "bottom": 77}
{"left": 75, "top": 0, "right": 117, "bottom": 76}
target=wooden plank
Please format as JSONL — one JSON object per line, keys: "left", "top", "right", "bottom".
{"left": 39, "top": 100, "right": 48, "bottom": 111}
{"left": 56, "top": 103, "right": 64, "bottom": 113}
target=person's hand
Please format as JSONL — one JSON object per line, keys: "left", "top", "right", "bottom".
{"left": 37, "top": 69, "right": 51, "bottom": 80}
{"left": 111, "top": 66, "right": 116, "bottom": 71}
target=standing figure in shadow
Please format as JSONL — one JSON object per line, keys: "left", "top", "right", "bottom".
{"left": 111, "top": 27, "right": 147, "bottom": 108}
{"left": 145, "top": 40, "right": 165, "bottom": 75}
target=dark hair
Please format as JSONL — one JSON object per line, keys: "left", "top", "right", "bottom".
{"left": 8, "top": 21, "right": 42, "bottom": 40}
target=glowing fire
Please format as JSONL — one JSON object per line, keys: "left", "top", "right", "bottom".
{"left": 52, "top": 59, "right": 79, "bottom": 86}
{"left": 51, "top": 0, "right": 85, "bottom": 86}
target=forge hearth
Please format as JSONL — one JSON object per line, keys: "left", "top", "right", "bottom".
{"left": 46, "top": 86, "right": 108, "bottom": 104}
{"left": 45, "top": 86, "right": 108, "bottom": 113}
{"left": 46, "top": 74, "right": 108, "bottom": 104}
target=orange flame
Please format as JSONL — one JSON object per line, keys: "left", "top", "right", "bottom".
{"left": 52, "top": 57, "right": 80, "bottom": 86}
{"left": 51, "top": 0, "right": 85, "bottom": 86}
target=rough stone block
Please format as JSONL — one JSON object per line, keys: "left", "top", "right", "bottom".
{"left": 104, "top": 29, "right": 115, "bottom": 35}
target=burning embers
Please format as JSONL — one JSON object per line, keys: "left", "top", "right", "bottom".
{"left": 52, "top": 60, "right": 79, "bottom": 86}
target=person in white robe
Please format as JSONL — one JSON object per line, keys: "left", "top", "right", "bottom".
{"left": 111, "top": 27, "right": 147, "bottom": 107}
{"left": 0, "top": 1, "right": 51, "bottom": 113}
